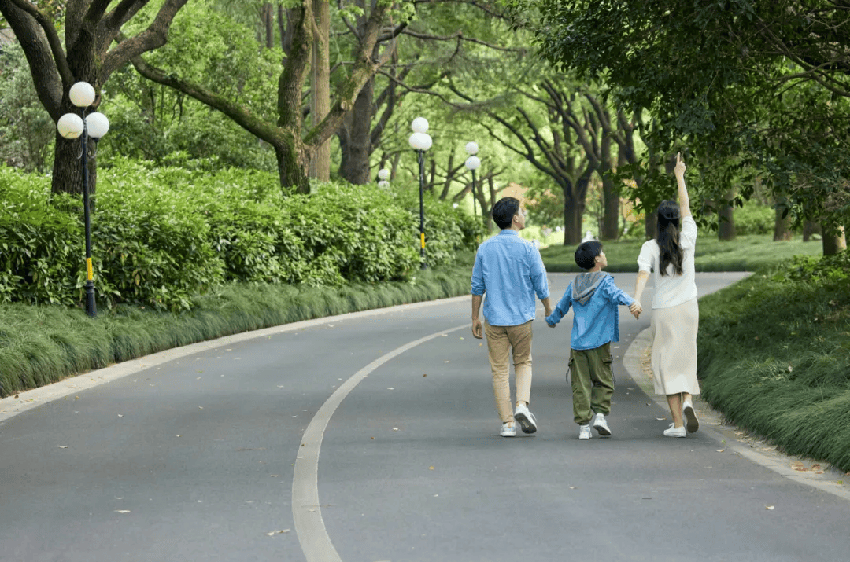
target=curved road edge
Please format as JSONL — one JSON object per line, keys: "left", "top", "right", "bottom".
{"left": 623, "top": 327, "right": 850, "bottom": 502}
{"left": 0, "top": 296, "right": 470, "bottom": 425}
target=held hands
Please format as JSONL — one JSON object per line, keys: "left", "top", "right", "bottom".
{"left": 629, "top": 302, "right": 642, "bottom": 319}
{"left": 472, "top": 319, "right": 483, "bottom": 339}
{"left": 674, "top": 151, "right": 686, "bottom": 178}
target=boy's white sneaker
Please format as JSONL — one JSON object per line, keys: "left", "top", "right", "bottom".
{"left": 683, "top": 401, "right": 699, "bottom": 433}
{"left": 592, "top": 412, "right": 612, "bottom": 437}
{"left": 514, "top": 403, "right": 538, "bottom": 434}
{"left": 578, "top": 424, "right": 592, "bottom": 440}
{"left": 501, "top": 422, "right": 517, "bottom": 437}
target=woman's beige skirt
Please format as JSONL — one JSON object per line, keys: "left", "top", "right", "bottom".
{"left": 651, "top": 298, "right": 700, "bottom": 396}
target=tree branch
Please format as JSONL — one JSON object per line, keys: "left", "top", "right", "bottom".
{"left": 101, "top": 0, "right": 190, "bottom": 82}
{"left": 131, "top": 55, "right": 284, "bottom": 146}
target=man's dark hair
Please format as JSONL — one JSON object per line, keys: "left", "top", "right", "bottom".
{"left": 491, "top": 197, "right": 520, "bottom": 230}
{"left": 575, "top": 241, "right": 603, "bottom": 270}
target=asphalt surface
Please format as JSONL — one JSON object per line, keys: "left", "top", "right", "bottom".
{"left": 1, "top": 272, "right": 849, "bottom": 562}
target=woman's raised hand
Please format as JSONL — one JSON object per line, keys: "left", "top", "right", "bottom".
{"left": 674, "top": 152, "right": 686, "bottom": 177}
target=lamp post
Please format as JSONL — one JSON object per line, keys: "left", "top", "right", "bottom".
{"left": 464, "top": 141, "right": 481, "bottom": 235}
{"left": 377, "top": 167, "right": 390, "bottom": 189}
{"left": 408, "top": 117, "right": 432, "bottom": 270}
{"left": 57, "top": 82, "right": 110, "bottom": 318}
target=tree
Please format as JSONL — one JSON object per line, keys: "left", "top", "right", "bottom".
{"left": 522, "top": 0, "right": 850, "bottom": 252}
{"left": 131, "top": 0, "right": 400, "bottom": 193}
{"left": 0, "top": 0, "right": 190, "bottom": 195}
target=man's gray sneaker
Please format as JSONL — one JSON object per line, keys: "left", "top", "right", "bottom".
{"left": 514, "top": 403, "right": 538, "bottom": 434}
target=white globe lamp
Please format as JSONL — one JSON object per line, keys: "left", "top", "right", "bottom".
{"left": 57, "top": 113, "right": 85, "bottom": 139}
{"left": 85, "top": 112, "right": 110, "bottom": 139}
{"left": 69, "top": 82, "right": 95, "bottom": 107}
{"left": 411, "top": 117, "right": 429, "bottom": 134}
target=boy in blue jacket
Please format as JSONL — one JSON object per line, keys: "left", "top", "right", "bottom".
{"left": 546, "top": 241, "right": 642, "bottom": 440}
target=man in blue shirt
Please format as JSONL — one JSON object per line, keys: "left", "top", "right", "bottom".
{"left": 471, "top": 197, "right": 551, "bottom": 438}
{"left": 546, "top": 241, "right": 642, "bottom": 440}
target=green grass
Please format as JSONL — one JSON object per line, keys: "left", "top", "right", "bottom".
{"left": 0, "top": 266, "right": 473, "bottom": 398}
{"left": 540, "top": 234, "right": 824, "bottom": 272}
{"left": 697, "top": 264, "right": 850, "bottom": 472}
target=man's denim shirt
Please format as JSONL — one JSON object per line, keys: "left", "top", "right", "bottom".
{"left": 471, "top": 230, "right": 549, "bottom": 326}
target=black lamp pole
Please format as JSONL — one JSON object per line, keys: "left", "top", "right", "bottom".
{"left": 417, "top": 148, "right": 427, "bottom": 269}
{"left": 80, "top": 112, "right": 96, "bottom": 317}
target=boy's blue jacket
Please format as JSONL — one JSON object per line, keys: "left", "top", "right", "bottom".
{"left": 545, "top": 272, "right": 635, "bottom": 351}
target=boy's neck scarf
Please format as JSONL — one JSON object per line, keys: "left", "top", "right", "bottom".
{"left": 572, "top": 271, "right": 608, "bottom": 305}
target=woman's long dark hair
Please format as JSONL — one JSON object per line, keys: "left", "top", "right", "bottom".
{"left": 656, "top": 200, "right": 683, "bottom": 276}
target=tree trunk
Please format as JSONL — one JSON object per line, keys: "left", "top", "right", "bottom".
{"left": 600, "top": 138, "right": 620, "bottom": 240}
{"left": 309, "top": 0, "right": 331, "bottom": 181}
{"left": 275, "top": 142, "right": 309, "bottom": 194}
{"left": 338, "top": 77, "right": 373, "bottom": 184}
{"left": 822, "top": 225, "right": 847, "bottom": 256}
{"left": 644, "top": 212, "right": 656, "bottom": 241}
{"left": 773, "top": 204, "right": 793, "bottom": 241}
{"left": 563, "top": 196, "right": 582, "bottom": 245}
{"left": 718, "top": 190, "right": 736, "bottom": 241}
{"left": 803, "top": 220, "right": 821, "bottom": 242}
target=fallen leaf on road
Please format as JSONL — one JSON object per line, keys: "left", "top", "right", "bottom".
{"left": 429, "top": 466, "right": 434, "bottom": 470}
{"left": 423, "top": 374, "right": 427, "bottom": 377}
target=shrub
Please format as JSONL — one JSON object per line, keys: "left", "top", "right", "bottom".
{"left": 0, "top": 162, "right": 477, "bottom": 311}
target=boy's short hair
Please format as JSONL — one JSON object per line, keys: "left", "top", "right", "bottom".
{"left": 491, "top": 197, "right": 520, "bottom": 230}
{"left": 575, "top": 241, "right": 603, "bottom": 270}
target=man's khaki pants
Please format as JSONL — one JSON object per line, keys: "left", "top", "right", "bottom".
{"left": 484, "top": 320, "right": 533, "bottom": 423}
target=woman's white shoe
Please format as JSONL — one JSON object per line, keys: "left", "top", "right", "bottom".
{"left": 663, "top": 424, "right": 687, "bottom": 438}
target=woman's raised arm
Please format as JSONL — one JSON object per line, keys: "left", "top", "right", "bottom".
{"left": 674, "top": 152, "right": 692, "bottom": 218}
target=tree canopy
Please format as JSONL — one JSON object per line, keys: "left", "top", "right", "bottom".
{"left": 520, "top": 0, "right": 850, "bottom": 237}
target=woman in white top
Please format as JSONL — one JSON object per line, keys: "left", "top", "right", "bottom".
{"left": 633, "top": 153, "right": 700, "bottom": 438}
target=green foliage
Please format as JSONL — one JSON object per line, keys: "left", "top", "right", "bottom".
{"left": 524, "top": 0, "right": 850, "bottom": 231}
{"left": 0, "top": 161, "right": 476, "bottom": 312}
{"left": 698, "top": 261, "right": 850, "bottom": 471}
{"left": 0, "top": 42, "right": 54, "bottom": 172}
{"left": 393, "top": 188, "right": 481, "bottom": 267}
{"left": 775, "top": 250, "right": 850, "bottom": 284}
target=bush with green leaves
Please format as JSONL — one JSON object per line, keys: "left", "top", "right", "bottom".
{"left": 0, "top": 161, "right": 476, "bottom": 311}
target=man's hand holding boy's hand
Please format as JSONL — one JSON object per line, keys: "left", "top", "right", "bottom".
{"left": 629, "top": 302, "right": 642, "bottom": 319}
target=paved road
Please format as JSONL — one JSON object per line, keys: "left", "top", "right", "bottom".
{"left": 1, "top": 272, "right": 848, "bottom": 562}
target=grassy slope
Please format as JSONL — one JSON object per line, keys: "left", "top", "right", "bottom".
{"left": 697, "top": 272, "right": 850, "bottom": 472}
{"left": 540, "top": 234, "right": 823, "bottom": 272}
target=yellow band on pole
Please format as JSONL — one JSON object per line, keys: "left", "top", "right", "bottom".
{"left": 86, "top": 258, "right": 93, "bottom": 281}
{"left": 420, "top": 233, "right": 425, "bottom": 248}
